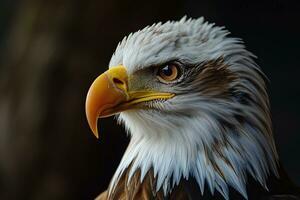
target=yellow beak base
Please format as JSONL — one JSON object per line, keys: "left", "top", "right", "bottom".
{"left": 85, "top": 65, "right": 174, "bottom": 138}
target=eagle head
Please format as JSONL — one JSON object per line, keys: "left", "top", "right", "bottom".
{"left": 85, "top": 17, "right": 278, "bottom": 199}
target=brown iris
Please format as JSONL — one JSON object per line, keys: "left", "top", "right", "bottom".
{"left": 157, "top": 64, "right": 180, "bottom": 83}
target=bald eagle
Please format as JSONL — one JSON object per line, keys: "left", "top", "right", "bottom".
{"left": 85, "top": 17, "right": 300, "bottom": 200}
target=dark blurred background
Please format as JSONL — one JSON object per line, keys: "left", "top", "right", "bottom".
{"left": 0, "top": 0, "right": 299, "bottom": 199}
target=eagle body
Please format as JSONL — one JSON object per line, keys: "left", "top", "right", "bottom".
{"left": 96, "top": 165, "right": 300, "bottom": 200}
{"left": 85, "top": 17, "right": 300, "bottom": 200}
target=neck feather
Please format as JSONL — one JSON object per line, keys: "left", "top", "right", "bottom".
{"left": 109, "top": 111, "right": 278, "bottom": 200}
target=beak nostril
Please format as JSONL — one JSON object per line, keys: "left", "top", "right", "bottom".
{"left": 113, "top": 78, "right": 124, "bottom": 85}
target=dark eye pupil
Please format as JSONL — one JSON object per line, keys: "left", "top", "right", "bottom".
{"left": 161, "top": 65, "right": 172, "bottom": 76}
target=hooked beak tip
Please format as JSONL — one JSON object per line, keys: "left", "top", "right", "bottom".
{"left": 93, "top": 128, "right": 99, "bottom": 139}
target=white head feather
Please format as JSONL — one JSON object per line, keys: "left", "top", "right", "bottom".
{"left": 108, "top": 17, "right": 278, "bottom": 200}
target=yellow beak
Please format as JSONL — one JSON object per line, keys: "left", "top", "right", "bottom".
{"left": 85, "top": 65, "right": 174, "bottom": 138}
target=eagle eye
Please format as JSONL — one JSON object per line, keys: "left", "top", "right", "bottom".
{"left": 157, "top": 63, "right": 180, "bottom": 83}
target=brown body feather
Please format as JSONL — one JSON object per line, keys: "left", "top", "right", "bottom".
{"left": 96, "top": 168, "right": 189, "bottom": 200}
{"left": 96, "top": 164, "right": 300, "bottom": 200}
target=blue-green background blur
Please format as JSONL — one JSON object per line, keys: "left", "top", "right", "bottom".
{"left": 0, "top": 0, "right": 299, "bottom": 199}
